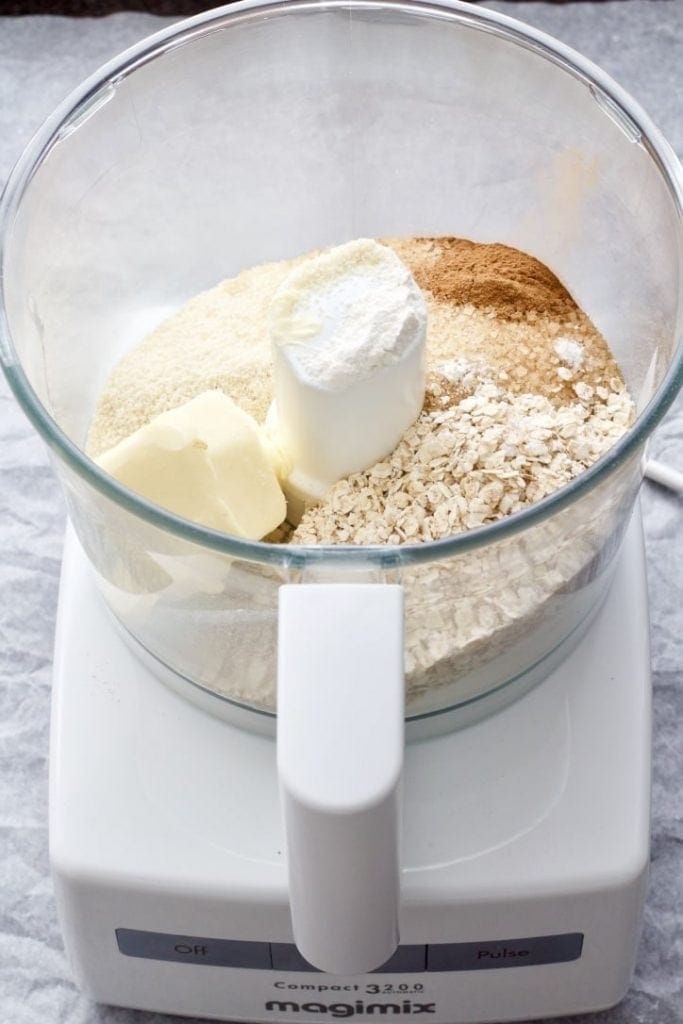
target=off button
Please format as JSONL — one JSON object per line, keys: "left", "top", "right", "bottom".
{"left": 116, "top": 928, "right": 271, "bottom": 969}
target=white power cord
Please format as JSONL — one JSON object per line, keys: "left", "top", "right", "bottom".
{"left": 644, "top": 459, "right": 683, "bottom": 495}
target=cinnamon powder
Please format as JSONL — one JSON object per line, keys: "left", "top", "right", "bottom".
{"left": 405, "top": 237, "right": 576, "bottom": 320}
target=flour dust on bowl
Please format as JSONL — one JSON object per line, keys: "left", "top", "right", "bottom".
{"left": 1, "top": 0, "right": 682, "bottom": 1019}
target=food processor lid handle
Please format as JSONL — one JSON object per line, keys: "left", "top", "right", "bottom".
{"left": 277, "top": 583, "right": 404, "bottom": 975}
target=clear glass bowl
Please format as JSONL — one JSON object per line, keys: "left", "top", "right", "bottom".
{"left": 1, "top": 0, "right": 682, "bottom": 723}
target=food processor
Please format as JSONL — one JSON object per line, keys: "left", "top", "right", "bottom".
{"left": 1, "top": 1, "right": 682, "bottom": 1021}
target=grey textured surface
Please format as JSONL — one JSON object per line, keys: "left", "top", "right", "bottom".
{"left": 0, "top": 3, "right": 681, "bottom": 1023}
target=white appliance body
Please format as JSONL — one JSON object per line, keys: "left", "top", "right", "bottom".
{"left": 50, "top": 513, "right": 650, "bottom": 1023}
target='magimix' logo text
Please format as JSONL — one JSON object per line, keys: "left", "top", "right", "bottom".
{"left": 265, "top": 999, "right": 436, "bottom": 1018}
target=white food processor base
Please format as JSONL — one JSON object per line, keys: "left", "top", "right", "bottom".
{"left": 50, "top": 511, "right": 650, "bottom": 1024}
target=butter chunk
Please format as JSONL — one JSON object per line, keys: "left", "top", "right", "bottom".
{"left": 96, "top": 390, "right": 286, "bottom": 539}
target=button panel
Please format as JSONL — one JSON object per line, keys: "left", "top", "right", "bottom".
{"left": 116, "top": 929, "right": 583, "bottom": 972}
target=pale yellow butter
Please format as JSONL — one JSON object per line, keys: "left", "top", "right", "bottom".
{"left": 96, "top": 390, "right": 286, "bottom": 539}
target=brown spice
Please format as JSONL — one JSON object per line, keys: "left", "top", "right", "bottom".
{"left": 388, "top": 236, "right": 576, "bottom": 320}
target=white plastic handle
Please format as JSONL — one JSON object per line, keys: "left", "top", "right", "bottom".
{"left": 277, "top": 584, "right": 404, "bottom": 975}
